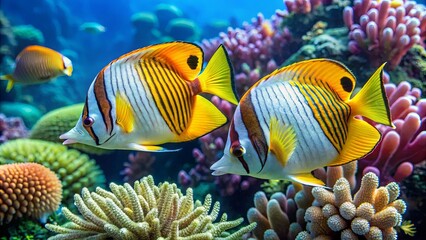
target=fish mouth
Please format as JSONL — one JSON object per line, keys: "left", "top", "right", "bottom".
{"left": 59, "top": 129, "right": 80, "bottom": 145}
{"left": 210, "top": 161, "right": 229, "bottom": 176}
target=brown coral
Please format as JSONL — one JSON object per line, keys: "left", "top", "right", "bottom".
{"left": 0, "top": 163, "right": 62, "bottom": 225}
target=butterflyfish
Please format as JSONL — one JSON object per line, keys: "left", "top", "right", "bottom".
{"left": 210, "top": 59, "right": 394, "bottom": 187}
{"left": 0, "top": 45, "right": 73, "bottom": 92}
{"left": 60, "top": 41, "right": 238, "bottom": 152}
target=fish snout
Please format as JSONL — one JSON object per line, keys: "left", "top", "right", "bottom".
{"left": 210, "top": 158, "right": 229, "bottom": 176}
{"left": 59, "top": 128, "right": 81, "bottom": 145}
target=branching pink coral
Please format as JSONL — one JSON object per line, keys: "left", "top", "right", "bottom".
{"left": 0, "top": 114, "right": 28, "bottom": 143}
{"left": 358, "top": 80, "right": 426, "bottom": 185}
{"left": 284, "top": 0, "right": 333, "bottom": 14}
{"left": 344, "top": 0, "right": 425, "bottom": 69}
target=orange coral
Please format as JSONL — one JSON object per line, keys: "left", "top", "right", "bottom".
{"left": 0, "top": 163, "right": 62, "bottom": 225}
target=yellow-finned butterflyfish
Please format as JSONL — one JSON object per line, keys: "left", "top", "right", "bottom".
{"left": 211, "top": 59, "right": 394, "bottom": 187}
{"left": 0, "top": 45, "right": 73, "bottom": 92}
{"left": 60, "top": 41, "right": 239, "bottom": 152}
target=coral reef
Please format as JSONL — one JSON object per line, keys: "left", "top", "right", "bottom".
{"left": 247, "top": 162, "right": 357, "bottom": 239}
{"left": 0, "top": 114, "right": 28, "bottom": 144}
{"left": 201, "top": 13, "right": 293, "bottom": 95}
{"left": 358, "top": 81, "right": 426, "bottom": 185}
{"left": 0, "top": 139, "right": 105, "bottom": 206}
{"left": 45, "top": 175, "right": 256, "bottom": 240}
{"left": 166, "top": 18, "right": 199, "bottom": 41}
{"left": 121, "top": 152, "right": 156, "bottom": 183}
{"left": 0, "top": 10, "right": 16, "bottom": 64}
{"left": 131, "top": 12, "right": 161, "bottom": 47}
{"left": 344, "top": 0, "right": 426, "bottom": 69}
{"left": 29, "top": 103, "right": 111, "bottom": 155}
{"left": 298, "top": 172, "right": 407, "bottom": 239}
{"left": 0, "top": 163, "right": 62, "bottom": 225}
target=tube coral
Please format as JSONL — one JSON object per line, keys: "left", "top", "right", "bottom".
{"left": 0, "top": 163, "right": 62, "bottom": 225}
{"left": 45, "top": 175, "right": 256, "bottom": 240}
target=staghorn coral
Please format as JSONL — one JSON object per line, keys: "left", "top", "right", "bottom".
{"left": 247, "top": 162, "right": 357, "bottom": 240}
{"left": 0, "top": 139, "right": 105, "bottom": 206}
{"left": 29, "top": 103, "right": 111, "bottom": 155}
{"left": 344, "top": 0, "right": 426, "bottom": 69}
{"left": 298, "top": 172, "right": 407, "bottom": 239}
{"left": 0, "top": 163, "right": 62, "bottom": 225}
{"left": 358, "top": 80, "right": 426, "bottom": 184}
{"left": 45, "top": 175, "right": 257, "bottom": 240}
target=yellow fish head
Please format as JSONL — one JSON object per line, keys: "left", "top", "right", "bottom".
{"left": 62, "top": 55, "right": 73, "bottom": 76}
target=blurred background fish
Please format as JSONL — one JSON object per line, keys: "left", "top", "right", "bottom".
{"left": 0, "top": 45, "right": 73, "bottom": 92}
{"left": 79, "top": 22, "right": 106, "bottom": 34}
{"left": 211, "top": 59, "right": 394, "bottom": 187}
{"left": 60, "top": 41, "right": 238, "bottom": 152}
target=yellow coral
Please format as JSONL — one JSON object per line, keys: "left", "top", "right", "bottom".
{"left": 299, "top": 172, "right": 407, "bottom": 239}
{"left": 29, "top": 103, "right": 110, "bottom": 155}
{"left": 46, "top": 175, "right": 256, "bottom": 239}
{"left": 0, "top": 139, "right": 105, "bottom": 206}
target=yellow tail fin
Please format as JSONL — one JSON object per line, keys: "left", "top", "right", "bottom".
{"left": 0, "top": 74, "right": 15, "bottom": 92}
{"left": 349, "top": 63, "right": 393, "bottom": 127}
{"left": 198, "top": 45, "right": 239, "bottom": 105}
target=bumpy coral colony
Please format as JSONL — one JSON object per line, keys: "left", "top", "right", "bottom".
{"left": 0, "top": 163, "right": 62, "bottom": 225}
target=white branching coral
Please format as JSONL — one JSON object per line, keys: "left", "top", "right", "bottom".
{"left": 45, "top": 175, "right": 256, "bottom": 240}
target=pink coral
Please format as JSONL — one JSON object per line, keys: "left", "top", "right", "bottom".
{"left": 120, "top": 152, "right": 155, "bottom": 183}
{"left": 284, "top": 0, "right": 333, "bottom": 14}
{"left": 344, "top": 0, "right": 425, "bottom": 69}
{"left": 358, "top": 80, "right": 426, "bottom": 185}
{"left": 0, "top": 114, "right": 28, "bottom": 143}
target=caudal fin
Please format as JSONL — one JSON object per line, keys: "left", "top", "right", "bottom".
{"left": 198, "top": 45, "right": 239, "bottom": 105}
{"left": 349, "top": 63, "right": 393, "bottom": 127}
{"left": 0, "top": 74, "right": 15, "bottom": 92}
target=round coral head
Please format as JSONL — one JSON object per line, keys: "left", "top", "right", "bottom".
{"left": 0, "top": 163, "right": 62, "bottom": 225}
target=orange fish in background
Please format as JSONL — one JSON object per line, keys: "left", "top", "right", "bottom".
{"left": 0, "top": 45, "right": 73, "bottom": 92}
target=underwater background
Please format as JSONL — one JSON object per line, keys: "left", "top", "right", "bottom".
{"left": 0, "top": 0, "right": 425, "bottom": 239}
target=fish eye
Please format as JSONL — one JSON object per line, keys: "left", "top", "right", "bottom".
{"left": 83, "top": 117, "right": 94, "bottom": 127}
{"left": 230, "top": 144, "right": 245, "bottom": 157}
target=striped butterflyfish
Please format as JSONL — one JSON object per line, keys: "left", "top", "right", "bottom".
{"left": 0, "top": 45, "right": 73, "bottom": 92}
{"left": 211, "top": 59, "right": 394, "bottom": 187}
{"left": 60, "top": 41, "right": 239, "bottom": 152}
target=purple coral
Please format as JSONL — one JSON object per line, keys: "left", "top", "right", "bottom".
{"left": 0, "top": 114, "right": 28, "bottom": 143}
{"left": 201, "top": 12, "right": 292, "bottom": 95}
{"left": 344, "top": 0, "right": 425, "bottom": 69}
{"left": 358, "top": 81, "right": 426, "bottom": 185}
{"left": 121, "top": 152, "right": 156, "bottom": 183}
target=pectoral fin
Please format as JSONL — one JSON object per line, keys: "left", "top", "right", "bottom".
{"left": 116, "top": 93, "right": 134, "bottom": 133}
{"left": 128, "top": 143, "right": 181, "bottom": 152}
{"left": 269, "top": 117, "right": 297, "bottom": 167}
{"left": 328, "top": 117, "right": 381, "bottom": 167}
{"left": 288, "top": 173, "right": 325, "bottom": 187}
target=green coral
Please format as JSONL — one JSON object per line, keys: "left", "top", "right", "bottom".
{"left": 0, "top": 101, "right": 43, "bottom": 128}
{"left": 11, "top": 25, "right": 44, "bottom": 52}
{"left": 46, "top": 175, "right": 256, "bottom": 240}
{"left": 29, "top": 103, "right": 110, "bottom": 155}
{"left": 0, "top": 139, "right": 105, "bottom": 206}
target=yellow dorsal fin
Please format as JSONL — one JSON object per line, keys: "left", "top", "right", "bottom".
{"left": 173, "top": 95, "right": 226, "bottom": 142}
{"left": 115, "top": 93, "right": 134, "bottom": 133}
{"left": 197, "top": 45, "right": 239, "bottom": 105}
{"left": 260, "top": 59, "right": 356, "bottom": 101}
{"left": 328, "top": 117, "right": 381, "bottom": 167}
{"left": 349, "top": 63, "right": 393, "bottom": 127}
{"left": 288, "top": 173, "right": 325, "bottom": 187}
{"left": 269, "top": 117, "right": 297, "bottom": 167}
{"left": 1, "top": 74, "right": 15, "bottom": 92}
{"left": 114, "top": 41, "right": 203, "bottom": 80}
